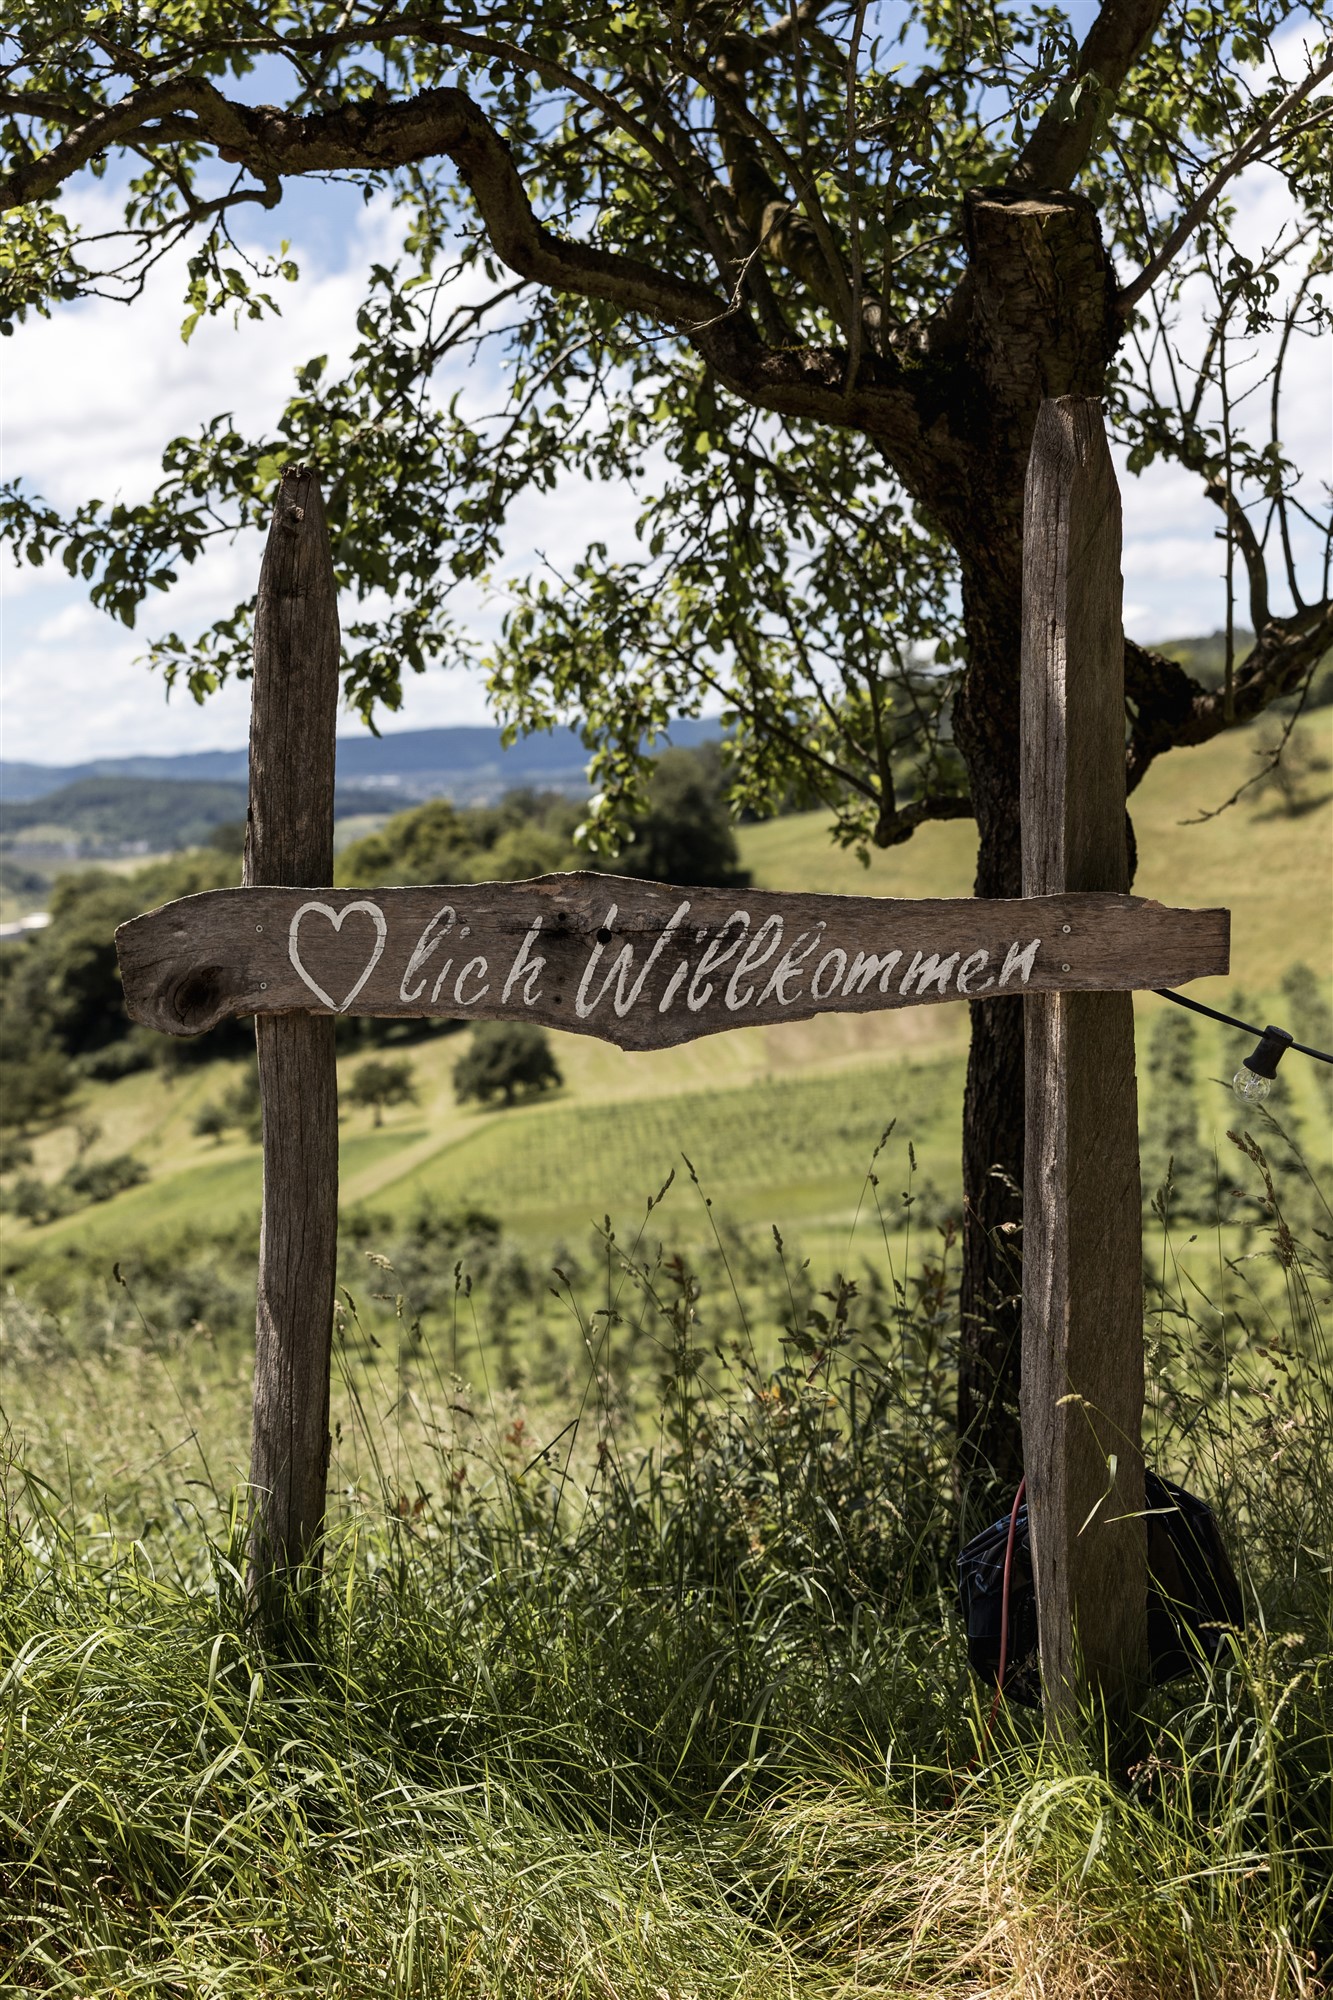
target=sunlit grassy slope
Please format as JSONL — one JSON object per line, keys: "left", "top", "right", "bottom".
{"left": 7, "top": 712, "right": 1330, "bottom": 1265}
{"left": 742, "top": 710, "right": 1332, "bottom": 1005}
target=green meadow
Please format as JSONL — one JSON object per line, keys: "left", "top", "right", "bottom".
{"left": 4, "top": 711, "right": 1329, "bottom": 1278}
{"left": 2, "top": 713, "right": 1331, "bottom": 1999}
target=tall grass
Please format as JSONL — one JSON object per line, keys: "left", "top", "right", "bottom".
{"left": 1, "top": 1126, "right": 1329, "bottom": 1997}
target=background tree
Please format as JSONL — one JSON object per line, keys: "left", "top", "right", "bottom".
{"left": 337, "top": 791, "right": 583, "bottom": 888}
{"left": 454, "top": 1023, "right": 563, "bottom": 1109}
{"left": 601, "top": 745, "right": 751, "bottom": 888}
{"left": 0, "top": 1021, "right": 76, "bottom": 1132}
{"left": 190, "top": 1062, "right": 263, "bottom": 1146}
{"left": 71, "top": 1117, "right": 102, "bottom": 1161}
{"left": 3, "top": 1, "right": 1330, "bottom": 1497}
{"left": 1248, "top": 723, "right": 1333, "bottom": 816}
{"left": 335, "top": 757, "right": 749, "bottom": 890}
{"left": 345, "top": 1055, "right": 420, "bottom": 1127}
{"left": 0, "top": 850, "right": 250, "bottom": 1092}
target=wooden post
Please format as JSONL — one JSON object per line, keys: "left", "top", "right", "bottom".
{"left": 1020, "top": 398, "right": 1149, "bottom": 1728}
{"left": 244, "top": 465, "right": 341, "bottom": 1627}
{"left": 113, "top": 420, "right": 1227, "bottom": 1693}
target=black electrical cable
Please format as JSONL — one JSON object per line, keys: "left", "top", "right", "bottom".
{"left": 1155, "top": 988, "right": 1333, "bottom": 1065}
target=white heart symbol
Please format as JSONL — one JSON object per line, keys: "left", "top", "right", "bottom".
{"left": 288, "top": 900, "right": 388, "bottom": 1013}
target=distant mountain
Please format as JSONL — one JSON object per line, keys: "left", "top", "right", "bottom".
{"left": 1, "top": 748, "right": 252, "bottom": 800}
{"left": 0, "top": 720, "right": 721, "bottom": 808}
{"left": 0, "top": 777, "right": 393, "bottom": 855}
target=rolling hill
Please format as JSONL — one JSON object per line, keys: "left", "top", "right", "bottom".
{"left": 0, "top": 775, "right": 391, "bottom": 856}
{"left": 0, "top": 718, "right": 720, "bottom": 808}
{"left": 3, "top": 710, "right": 1328, "bottom": 1278}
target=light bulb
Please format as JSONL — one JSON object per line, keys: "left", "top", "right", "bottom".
{"left": 1232, "top": 1026, "right": 1292, "bottom": 1104}
{"left": 1233, "top": 1064, "right": 1275, "bottom": 1104}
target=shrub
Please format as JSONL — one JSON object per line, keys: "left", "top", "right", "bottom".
{"left": 3, "top": 1149, "right": 150, "bottom": 1225}
{"left": 192, "top": 1100, "right": 231, "bottom": 1145}
{"left": 0, "top": 1021, "right": 77, "bottom": 1130}
{"left": 0, "top": 1174, "right": 67, "bottom": 1224}
{"left": 453, "top": 1021, "right": 563, "bottom": 1108}
{"left": 62, "top": 1153, "right": 148, "bottom": 1204}
{"left": 0, "top": 1133, "right": 34, "bottom": 1174}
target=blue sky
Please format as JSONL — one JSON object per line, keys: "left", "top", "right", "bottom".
{"left": 2, "top": 120, "right": 1328, "bottom": 767}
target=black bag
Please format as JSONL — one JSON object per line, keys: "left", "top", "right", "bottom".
{"left": 956, "top": 1470, "right": 1244, "bottom": 1705}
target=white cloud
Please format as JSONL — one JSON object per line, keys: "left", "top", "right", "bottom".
{"left": 1, "top": 618, "right": 252, "bottom": 764}
{"left": 1, "top": 138, "right": 1328, "bottom": 765}
{"left": 1116, "top": 153, "right": 1331, "bottom": 640}
{"left": 3, "top": 189, "right": 406, "bottom": 508}
{"left": 0, "top": 179, "right": 659, "bottom": 762}
{"left": 31, "top": 599, "right": 103, "bottom": 644}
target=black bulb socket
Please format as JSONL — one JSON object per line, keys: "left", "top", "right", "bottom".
{"left": 1240, "top": 1025, "right": 1294, "bottom": 1081}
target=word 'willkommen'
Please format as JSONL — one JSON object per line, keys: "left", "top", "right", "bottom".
{"left": 365, "top": 898, "right": 1040, "bottom": 1022}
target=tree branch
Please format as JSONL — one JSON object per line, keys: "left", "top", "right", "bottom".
{"left": 698, "top": 37, "right": 854, "bottom": 328}
{"left": 0, "top": 77, "right": 252, "bottom": 208}
{"left": 3, "top": 81, "right": 924, "bottom": 442}
{"left": 707, "top": 42, "right": 848, "bottom": 323}
{"left": 873, "top": 791, "right": 974, "bottom": 847}
{"left": 1119, "top": 51, "right": 1333, "bottom": 311}
{"left": 1205, "top": 471, "right": 1269, "bottom": 636}
{"left": 1008, "top": 0, "right": 1170, "bottom": 190}
{"left": 713, "top": 1, "right": 843, "bottom": 71}
{"left": 1125, "top": 608, "right": 1333, "bottom": 793}
{"left": 0, "top": 86, "right": 88, "bottom": 121}
{"left": 843, "top": 0, "right": 869, "bottom": 391}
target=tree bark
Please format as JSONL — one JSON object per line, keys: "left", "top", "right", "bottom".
{"left": 929, "top": 191, "right": 1120, "bottom": 1518}
{"left": 953, "top": 576, "right": 1027, "bottom": 1519}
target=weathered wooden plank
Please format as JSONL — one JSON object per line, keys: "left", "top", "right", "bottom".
{"left": 115, "top": 878, "right": 1228, "bottom": 1051}
{"left": 243, "top": 466, "right": 341, "bottom": 1622}
{"left": 1020, "top": 396, "right": 1149, "bottom": 1728}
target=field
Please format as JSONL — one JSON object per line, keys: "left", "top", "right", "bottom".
{"left": 2, "top": 713, "right": 1331, "bottom": 1997}
{"left": 4, "top": 710, "right": 1329, "bottom": 1279}
{"left": 3, "top": 1090, "right": 1330, "bottom": 1996}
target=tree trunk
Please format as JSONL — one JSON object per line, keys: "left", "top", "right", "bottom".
{"left": 952, "top": 570, "right": 1026, "bottom": 1518}
{"left": 926, "top": 190, "right": 1120, "bottom": 1519}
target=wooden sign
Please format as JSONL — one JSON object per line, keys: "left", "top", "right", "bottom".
{"left": 117, "top": 878, "right": 1227, "bottom": 1050}
{"left": 111, "top": 423, "right": 1231, "bottom": 1742}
